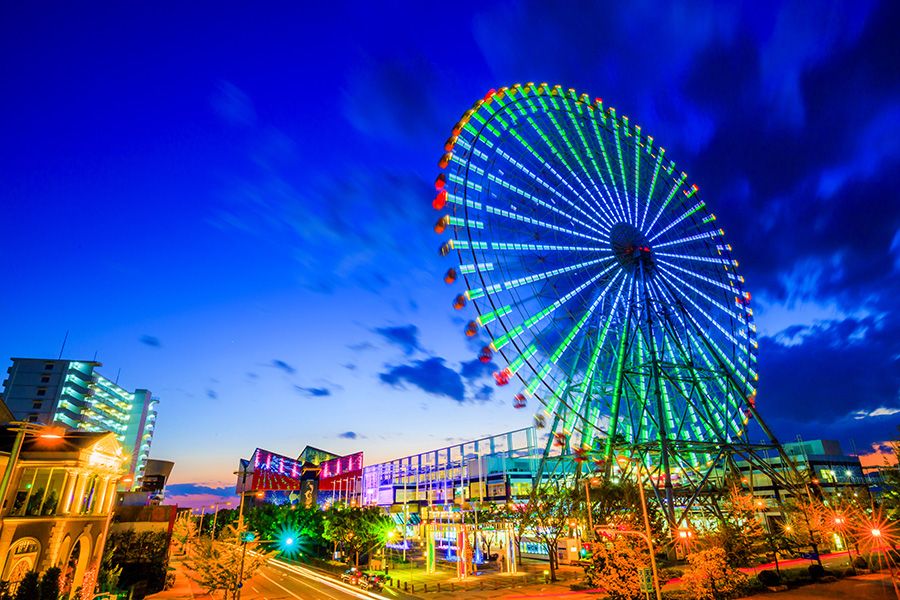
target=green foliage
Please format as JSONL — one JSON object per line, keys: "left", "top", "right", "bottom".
{"left": 102, "top": 530, "right": 171, "bottom": 595}
{"left": 321, "top": 504, "right": 394, "bottom": 566}
{"left": 582, "top": 476, "right": 667, "bottom": 547}
{"left": 583, "top": 535, "right": 647, "bottom": 600}
{"left": 245, "top": 503, "right": 327, "bottom": 557}
{"left": 704, "top": 487, "right": 766, "bottom": 567}
{"left": 521, "top": 480, "right": 577, "bottom": 582}
{"left": 38, "top": 568, "right": 60, "bottom": 600}
{"left": 171, "top": 514, "right": 197, "bottom": 555}
{"left": 13, "top": 572, "right": 39, "bottom": 600}
{"left": 681, "top": 548, "right": 748, "bottom": 600}
{"left": 185, "top": 524, "right": 274, "bottom": 600}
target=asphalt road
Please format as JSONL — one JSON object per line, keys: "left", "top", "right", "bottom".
{"left": 239, "top": 559, "right": 409, "bottom": 600}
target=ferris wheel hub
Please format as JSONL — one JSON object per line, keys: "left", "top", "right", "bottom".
{"left": 609, "top": 222, "right": 654, "bottom": 276}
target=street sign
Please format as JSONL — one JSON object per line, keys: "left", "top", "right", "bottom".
{"left": 799, "top": 552, "right": 819, "bottom": 560}
{"left": 639, "top": 567, "right": 653, "bottom": 593}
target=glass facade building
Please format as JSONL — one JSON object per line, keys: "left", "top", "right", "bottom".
{"left": 1, "top": 358, "right": 158, "bottom": 485}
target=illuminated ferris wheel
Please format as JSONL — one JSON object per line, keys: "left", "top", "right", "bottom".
{"left": 433, "top": 83, "right": 761, "bottom": 495}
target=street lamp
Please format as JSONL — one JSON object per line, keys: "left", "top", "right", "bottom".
{"left": 210, "top": 501, "right": 232, "bottom": 540}
{"left": 616, "top": 455, "right": 662, "bottom": 600}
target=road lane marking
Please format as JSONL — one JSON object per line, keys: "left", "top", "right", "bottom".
{"left": 266, "top": 559, "right": 381, "bottom": 600}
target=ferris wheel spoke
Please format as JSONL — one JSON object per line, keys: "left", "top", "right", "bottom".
{"left": 648, "top": 278, "right": 750, "bottom": 437}
{"left": 588, "top": 117, "right": 631, "bottom": 224}
{"left": 611, "top": 111, "right": 632, "bottom": 223}
{"left": 648, "top": 196, "right": 704, "bottom": 244}
{"left": 653, "top": 277, "right": 753, "bottom": 389}
{"left": 486, "top": 162, "right": 610, "bottom": 237}
{"left": 530, "top": 97, "right": 607, "bottom": 207}
{"left": 653, "top": 264, "right": 745, "bottom": 325}
{"left": 485, "top": 205, "right": 607, "bottom": 244}
{"left": 652, "top": 230, "right": 722, "bottom": 251}
{"left": 483, "top": 263, "right": 619, "bottom": 350}
{"left": 639, "top": 144, "right": 663, "bottom": 231}
{"left": 568, "top": 271, "right": 630, "bottom": 441}
{"left": 472, "top": 256, "right": 615, "bottom": 300}
{"left": 561, "top": 104, "right": 624, "bottom": 226}
{"left": 513, "top": 107, "right": 610, "bottom": 226}
{"left": 645, "top": 172, "right": 688, "bottom": 236}
{"left": 499, "top": 133, "right": 613, "bottom": 232}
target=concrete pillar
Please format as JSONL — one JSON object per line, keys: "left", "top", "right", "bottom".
{"left": 70, "top": 473, "right": 89, "bottom": 515}
{"left": 0, "top": 521, "right": 18, "bottom": 578}
{"left": 61, "top": 470, "right": 79, "bottom": 514}
{"left": 104, "top": 479, "right": 118, "bottom": 513}
{"left": 93, "top": 476, "right": 111, "bottom": 515}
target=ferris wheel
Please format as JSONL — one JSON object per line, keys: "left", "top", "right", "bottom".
{"left": 433, "top": 83, "right": 759, "bottom": 479}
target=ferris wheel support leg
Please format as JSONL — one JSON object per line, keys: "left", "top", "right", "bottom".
{"left": 642, "top": 268, "right": 677, "bottom": 527}
{"left": 602, "top": 314, "right": 631, "bottom": 468}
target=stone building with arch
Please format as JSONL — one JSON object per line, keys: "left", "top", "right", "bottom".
{"left": 0, "top": 426, "right": 126, "bottom": 595}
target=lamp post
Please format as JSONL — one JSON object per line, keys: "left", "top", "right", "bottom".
{"left": 616, "top": 455, "right": 662, "bottom": 600}
{"left": 833, "top": 516, "right": 853, "bottom": 566}
{"left": 210, "top": 501, "right": 232, "bottom": 540}
{"left": 233, "top": 466, "right": 249, "bottom": 530}
{"left": 870, "top": 529, "right": 900, "bottom": 600}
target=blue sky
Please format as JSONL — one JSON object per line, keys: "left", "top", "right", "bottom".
{"left": 1, "top": 1, "right": 898, "bottom": 490}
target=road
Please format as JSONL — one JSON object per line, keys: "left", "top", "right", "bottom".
{"left": 238, "top": 558, "right": 410, "bottom": 600}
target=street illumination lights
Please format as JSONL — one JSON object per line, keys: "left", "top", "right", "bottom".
{"left": 616, "top": 455, "right": 662, "bottom": 600}
{"left": 0, "top": 422, "right": 65, "bottom": 512}
{"left": 210, "top": 501, "right": 232, "bottom": 540}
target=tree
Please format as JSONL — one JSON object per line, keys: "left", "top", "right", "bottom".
{"left": 185, "top": 525, "right": 273, "bottom": 600}
{"left": 322, "top": 504, "right": 393, "bottom": 567}
{"left": 705, "top": 486, "right": 766, "bottom": 567}
{"left": 13, "top": 572, "right": 39, "bottom": 600}
{"left": 522, "top": 480, "right": 577, "bottom": 582}
{"left": 172, "top": 514, "right": 198, "bottom": 555}
{"left": 244, "top": 504, "right": 326, "bottom": 558}
{"left": 38, "top": 568, "right": 60, "bottom": 600}
{"left": 781, "top": 495, "right": 830, "bottom": 565}
{"left": 879, "top": 442, "right": 900, "bottom": 521}
{"left": 584, "top": 534, "right": 647, "bottom": 600}
{"left": 681, "top": 547, "right": 748, "bottom": 600}
{"left": 102, "top": 530, "right": 171, "bottom": 595}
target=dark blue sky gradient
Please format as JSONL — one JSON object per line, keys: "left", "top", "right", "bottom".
{"left": 2, "top": 1, "right": 898, "bottom": 486}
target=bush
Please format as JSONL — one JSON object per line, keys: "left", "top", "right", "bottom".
{"left": 38, "top": 568, "right": 60, "bottom": 600}
{"left": 853, "top": 556, "right": 868, "bottom": 570}
{"left": 808, "top": 564, "right": 826, "bottom": 580}
{"left": 682, "top": 548, "right": 748, "bottom": 600}
{"left": 757, "top": 569, "right": 781, "bottom": 587}
{"left": 13, "top": 572, "right": 39, "bottom": 600}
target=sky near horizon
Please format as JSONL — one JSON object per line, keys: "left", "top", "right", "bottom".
{"left": 1, "top": 1, "right": 899, "bottom": 499}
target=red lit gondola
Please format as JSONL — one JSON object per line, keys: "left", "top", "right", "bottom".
{"left": 513, "top": 393, "right": 526, "bottom": 409}
{"left": 452, "top": 294, "right": 467, "bottom": 310}
{"left": 432, "top": 189, "right": 447, "bottom": 210}
{"left": 464, "top": 320, "right": 478, "bottom": 337}
{"left": 435, "top": 173, "right": 446, "bottom": 190}
{"left": 444, "top": 268, "right": 458, "bottom": 285}
{"left": 493, "top": 368, "right": 511, "bottom": 386}
{"left": 478, "top": 346, "right": 493, "bottom": 363}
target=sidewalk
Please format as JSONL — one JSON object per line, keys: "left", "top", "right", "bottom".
{"left": 383, "top": 559, "right": 585, "bottom": 595}
{"left": 147, "top": 559, "right": 211, "bottom": 600}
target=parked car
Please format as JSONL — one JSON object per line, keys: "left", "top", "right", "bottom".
{"left": 359, "top": 574, "right": 384, "bottom": 591}
{"left": 340, "top": 569, "right": 362, "bottom": 585}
